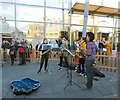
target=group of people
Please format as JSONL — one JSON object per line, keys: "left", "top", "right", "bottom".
{"left": 37, "top": 32, "right": 98, "bottom": 89}
{"left": 1, "top": 38, "right": 32, "bottom": 65}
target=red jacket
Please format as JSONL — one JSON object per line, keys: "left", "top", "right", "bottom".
{"left": 19, "top": 46, "right": 25, "bottom": 53}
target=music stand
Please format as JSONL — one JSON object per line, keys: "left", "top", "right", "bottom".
{"left": 64, "top": 49, "right": 81, "bottom": 90}
{"left": 41, "top": 44, "right": 52, "bottom": 51}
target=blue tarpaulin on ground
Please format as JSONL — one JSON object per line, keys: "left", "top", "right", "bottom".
{"left": 11, "top": 78, "right": 41, "bottom": 95}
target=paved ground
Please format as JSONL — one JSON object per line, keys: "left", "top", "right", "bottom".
{"left": 1, "top": 60, "right": 118, "bottom": 99}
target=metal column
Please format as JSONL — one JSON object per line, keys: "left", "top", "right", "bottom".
{"left": 14, "top": 0, "right": 17, "bottom": 38}
{"left": 69, "top": 0, "right": 72, "bottom": 46}
{"left": 44, "top": 0, "right": 46, "bottom": 38}
{"left": 82, "top": 0, "right": 89, "bottom": 38}
{"left": 62, "top": 0, "right": 64, "bottom": 31}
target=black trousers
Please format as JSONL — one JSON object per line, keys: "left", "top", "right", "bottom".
{"left": 19, "top": 52, "right": 26, "bottom": 65}
{"left": 59, "top": 56, "right": 68, "bottom": 67}
{"left": 86, "top": 59, "right": 95, "bottom": 88}
{"left": 79, "top": 58, "right": 85, "bottom": 74}
{"left": 39, "top": 54, "right": 49, "bottom": 71}
{"left": 10, "top": 55, "right": 15, "bottom": 65}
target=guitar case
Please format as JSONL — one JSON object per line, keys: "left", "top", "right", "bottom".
{"left": 11, "top": 78, "right": 41, "bottom": 95}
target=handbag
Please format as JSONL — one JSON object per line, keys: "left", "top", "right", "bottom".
{"left": 9, "top": 50, "right": 14, "bottom": 55}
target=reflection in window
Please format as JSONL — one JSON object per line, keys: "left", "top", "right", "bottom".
{"left": 16, "top": 22, "right": 44, "bottom": 39}
{"left": 0, "top": 20, "right": 15, "bottom": 34}
{"left": 16, "top": 5, "right": 44, "bottom": 22}
{"left": 0, "top": 3, "right": 14, "bottom": 20}
{"left": 71, "top": 14, "right": 84, "bottom": 25}
{"left": 16, "top": 0, "right": 44, "bottom": 6}
{"left": 46, "top": 0, "right": 62, "bottom": 8}
{"left": 64, "top": 10, "right": 69, "bottom": 24}
{"left": 46, "top": 24, "right": 62, "bottom": 39}
{"left": 46, "top": 8, "right": 62, "bottom": 23}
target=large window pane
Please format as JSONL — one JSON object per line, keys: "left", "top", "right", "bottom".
{"left": 46, "top": 24, "right": 62, "bottom": 39}
{"left": 16, "top": 5, "right": 44, "bottom": 22}
{"left": 46, "top": 8, "right": 62, "bottom": 23}
{"left": 16, "top": 0, "right": 44, "bottom": 6}
{"left": 95, "top": 17, "right": 113, "bottom": 27}
{"left": 63, "top": 0, "right": 70, "bottom": 9}
{"left": 64, "top": 10, "right": 69, "bottom": 24}
{"left": 0, "top": 20, "right": 15, "bottom": 33}
{"left": 46, "top": 0, "right": 62, "bottom": 8}
{"left": 17, "top": 22, "right": 44, "bottom": 37}
{"left": 71, "top": 14, "right": 84, "bottom": 25}
{"left": 0, "top": 0, "right": 14, "bottom": 3}
{"left": 0, "top": 3, "right": 14, "bottom": 20}
{"left": 16, "top": 22, "right": 44, "bottom": 47}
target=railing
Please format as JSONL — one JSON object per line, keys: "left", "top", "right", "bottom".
{"left": 1, "top": 48, "right": 119, "bottom": 72}
{"left": 95, "top": 52, "right": 119, "bottom": 72}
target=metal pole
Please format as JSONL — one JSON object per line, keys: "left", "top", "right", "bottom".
{"left": 69, "top": 0, "right": 72, "bottom": 46}
{"left": 112, "top": 18, "right": 115, "bottom": 50}
{"left": 44, "top": 0, "right": 46, "bottom": 38}
{"left": 62, "top": 0, "right": 64, "bottom": 31}
{"left": 14, "top": 0, "right": 17, "bottom": 38}
{"left": 82, "top": 0, "right": 89, "bottom": 38}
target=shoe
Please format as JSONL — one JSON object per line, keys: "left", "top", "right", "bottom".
{"left": 81, "top": 74, "right": 84, "bottom": 77}
{"left": 81, "top": 85, "right": 92, "bottom": 90}
{"left": 58, "top": 67, "right": 62, "bottom": 70}
{"left": 79, "top": 73, "right": 82, "bottom": 76}
{"left": 58, "top": 63, "right": 62, "bottom": 67}
{"left": 84, "top": 74, "right": 87, "bottom": 77}
{"left": 45, "top": 69, "right": 49, "bottom": 72}
{"left": 37, "top": 69, "right": 41, "bottom": 73}
{"left": 43, "top": 70, "right": 48, "bottom": 73}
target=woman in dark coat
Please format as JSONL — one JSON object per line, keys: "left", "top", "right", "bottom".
{"left": 37, "top": 38, "right": 51, "bottom": 73}
{"left": 9, "top": 43, "right": 16, "bottom": 65}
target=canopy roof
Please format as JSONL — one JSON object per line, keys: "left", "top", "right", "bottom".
{"left": 72, "top": 3, "right": 120, "bottom": 18}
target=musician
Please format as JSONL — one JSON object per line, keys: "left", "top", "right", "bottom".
{"left": 37, "top": 38, "right": 51, "bottom": 73}
{"left": 82, "top": 32, "right": 98, "bottom": 89}
{"left": 76, "top": 38, "right": 86, "bottom": 77}
{"left": 58, "top": 38, "right": 69, "bottom": 70}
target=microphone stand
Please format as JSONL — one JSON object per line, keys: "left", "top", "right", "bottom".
{"left": 64, "top": 49, "right": 81, "bottom": 90}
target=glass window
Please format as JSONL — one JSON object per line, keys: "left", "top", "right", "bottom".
{"left": 16, "top": 0, "right": 44, "bottom": 6}
{"left": 46, "top": 24, "right": 62, "bottom": 39}
{"left": 64, "top": 10, "right": 69, "bottom": 24}
{"left": 95, "top": 17, "right": 113, "bottom": 27}
{"left": 27, "top": 37, "right": 43, "bottom": 48}
{"left": 63, "top": 0, "right": 70, "bottom": 9}
{"left": 46, "top": 0, "right": 62, "bottom": 8}
{"left": 0, "top": 0, "right": 15, "bottom": 3}
{"left": 0, "top": 3, "right": 14, "bottom": 20}
{"left": 0, "top": 20, "right": 15, "bottom": 33}
{"left": 46, "top": 8, "right": 62, "bottom": 23}
{"left": 16, "top": 5, "right": 44, "bottom": 22}
{"left": 16, "top": 22, "right": 44, "bottom": 37}
{"left": 71, "top": 14, "right": 84, "bottom": 25}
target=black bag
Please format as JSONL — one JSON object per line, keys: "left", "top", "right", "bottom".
{"left": 93, "top": 68, "right": 105, "bottom": 77}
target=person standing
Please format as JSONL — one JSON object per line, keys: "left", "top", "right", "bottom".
{"left": 37, "top": 38, "right": 51, "bottom": 73}
{"left": 9, "top": 42, "right": 16, "bottom": 65}
{"left": 58, "top": 38, "right": 69, "bottom": 71}
{"left": 18, "top": 40, "right": 26, "bottom": 65}
{"left": 78, "top": 38, "right": 86, "bottom": 77}
{"left": 83, "top": 32, "right": 98, "bottom": 89}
